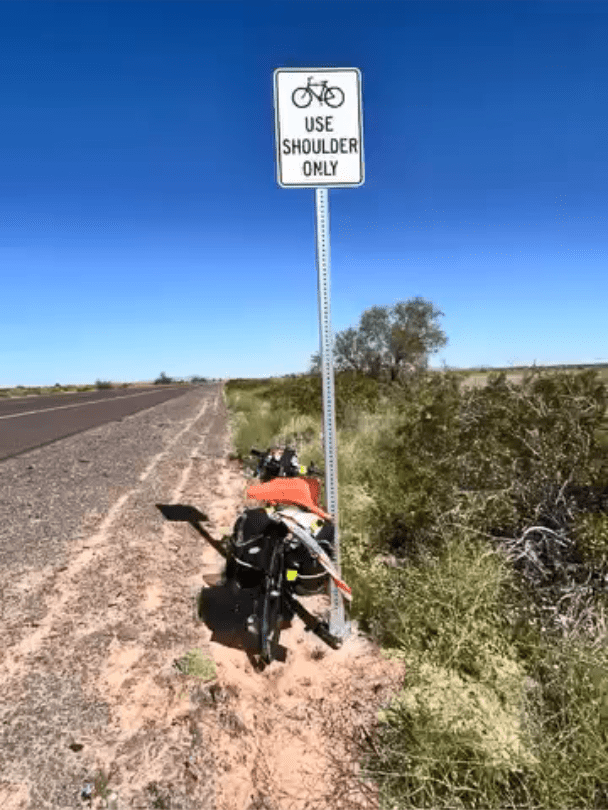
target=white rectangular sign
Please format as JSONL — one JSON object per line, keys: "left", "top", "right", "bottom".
{"left": 273, "top": 67, "right": 364, "bottom": 188}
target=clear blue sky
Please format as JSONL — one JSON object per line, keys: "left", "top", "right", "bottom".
{"left": 2, "top": 1, "right": 607, "bottom": 386}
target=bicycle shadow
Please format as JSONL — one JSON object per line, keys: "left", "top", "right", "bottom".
{"left": 155, "top": 502, "right": 290, "bottom": 665}
{"left": 197, "top": 584, "right": 290, "bottom": 666}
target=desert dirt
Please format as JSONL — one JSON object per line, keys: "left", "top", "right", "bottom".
{"left": 0, "top": 384, "right": 406, "bottom": 810}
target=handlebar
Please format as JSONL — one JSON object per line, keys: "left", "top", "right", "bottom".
{"left": 248, "top": 447, "right": 324, "bottom": 478}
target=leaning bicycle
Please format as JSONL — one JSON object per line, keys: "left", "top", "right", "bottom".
{"left": 224, "top": 474, "right": 352, "bottom": 665}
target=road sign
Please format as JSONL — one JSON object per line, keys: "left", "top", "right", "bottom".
{"left": 273, "top": 67, "right": 364, "bottom": 188}
{"left": 272, "top": 67, "right": 365, "bottom": 645}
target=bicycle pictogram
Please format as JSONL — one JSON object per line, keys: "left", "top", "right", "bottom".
{"left": 291, "top": 77, "right": 345, "bottom": 109}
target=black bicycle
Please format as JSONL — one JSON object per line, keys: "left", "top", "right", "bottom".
{"left": 291, "top": 77, "right": 345, "bottom": 109}
{"left": 224, "top": 470, "right": 351, "bottom": 665}
{"left": 258, "top": 530, "right": 287, "bottom": 664}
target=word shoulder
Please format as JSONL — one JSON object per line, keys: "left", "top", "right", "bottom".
{"left": 281, "top": 138, "right": 359, "bottom": 156}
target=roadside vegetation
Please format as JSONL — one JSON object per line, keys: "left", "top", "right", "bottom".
{"left": 224, "top": 297, "right": 608, "bottom": 809}
{"left": 0, "top": 383, "right": 97, "bottom": 397}
{"left": 0, "top": 374, "right": 203, "bottom": 397}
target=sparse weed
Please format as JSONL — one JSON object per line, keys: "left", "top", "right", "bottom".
{"left": 174, "top": 648, "right": 217, "bottom": 681}
{"left": 92, "top": 769, "right": 111, "bottom": 801}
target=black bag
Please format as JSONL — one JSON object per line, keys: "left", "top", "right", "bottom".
{"left": 228, "top": 508, "right": 287, "bottom": 589}
{"left": 259, "top": 453, "right": 281, "bottom": 481}
{"left": 284, "top": 522, "right": 335, "bottom": 596}
{"left": 278, "top": 447, "right": 300, "bottom": 478}
{"left": 256, "top": 447, "right": 299, "bottom": 482}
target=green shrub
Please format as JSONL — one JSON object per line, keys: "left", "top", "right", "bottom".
{"left": 572, "top": 512, "right": 608, "bottom": 573}
{"left": 263, "top": 375, "right": 323, "bottom": 420}
{"left": 224, "top": 365, "right": 608, "bottom": 810}
{"left": 251, "top": 371, "right": 381, "bottom": 430}
{"left": 519, "top": 636, "right": 608, "bottom": 808}
{"left": 368, "top": 368, "right": 607, "bottom": 559}
{"left": 224, "top": 388, "right": 290, "bottom": 460}
{"left": 367, "top": 655, "right": 538, "bottom": 809}
{"left": 356, "top": 528, "right": 512, "bottom": 668}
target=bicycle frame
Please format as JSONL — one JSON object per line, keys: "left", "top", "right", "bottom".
{"left": 305, "top": 78, "right": 330, "bottom": 103}
{"left": 226, "top": 483, "right": 352, "bottom": 664}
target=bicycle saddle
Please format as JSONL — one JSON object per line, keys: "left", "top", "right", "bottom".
{"left": 246, "top": 477, "right": 332, "bottom": 522}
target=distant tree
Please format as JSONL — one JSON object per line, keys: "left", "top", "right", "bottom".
{"left": 154, "top": 372, "right": 173, "bottom": 385}
{"left": 309, "top": 297, "right": 448, "bottom": 380}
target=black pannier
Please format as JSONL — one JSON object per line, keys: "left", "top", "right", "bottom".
{"left": 285, "top": 522, "right": 335, "bottom": 596}
{"left": 278, "top": 447, "right": 300, "bottom": 478}
{"left": 256, "top": 446, "right": 300, "bottom": 482}
{"left": 228, "top": 508, "right": 288, "bottom": 589}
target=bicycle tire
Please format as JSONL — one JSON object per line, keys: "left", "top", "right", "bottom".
{"left": 259, "top": 544, "right": 283, "bottom": 664}
{"left": 325, "top": 86, "right": 345, "bottom": 108}
{"left": 292, "top": 87, "right": 312, "bottom": 108}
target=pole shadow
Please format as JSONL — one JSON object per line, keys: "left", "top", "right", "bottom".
{"left": 155, "top": 502, "right": 229, "bottom": 559}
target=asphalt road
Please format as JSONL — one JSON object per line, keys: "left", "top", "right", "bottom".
{"left": 0, "top": 385, "right": 200, "bottom": 461}
{"left": 0, "top": 384, "right": 228, "bottom": 808}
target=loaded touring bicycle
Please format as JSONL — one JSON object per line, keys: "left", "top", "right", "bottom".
{"left": 224, "top": 467, "right": 352, "bottom": 665}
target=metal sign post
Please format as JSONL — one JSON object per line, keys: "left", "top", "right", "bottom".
{"left": 273, "top": 67, "right": 364, "bottom": 642}
{"left": 314, "top": 187, "right": 348, "bottom": 639}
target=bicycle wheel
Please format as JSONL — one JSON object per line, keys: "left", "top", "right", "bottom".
{"left": 259, "top": 546, "right": 283, "bottom": 664}
{"left": 292, "top": 87, "right": 312, "bottom": 108}
{"left": 325, "top": 86, "right": 345, "bottom": 108}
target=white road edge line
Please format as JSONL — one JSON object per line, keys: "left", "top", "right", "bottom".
{"left": 0, "top": 388, "right": 188, "bottom": 420}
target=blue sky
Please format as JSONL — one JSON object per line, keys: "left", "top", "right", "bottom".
{"left": 1, "top": 1, "right": 607, "bottom": 386}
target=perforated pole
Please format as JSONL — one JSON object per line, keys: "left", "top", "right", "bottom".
{"left": 314, "top": 187, "right": 350, "bottom": 642}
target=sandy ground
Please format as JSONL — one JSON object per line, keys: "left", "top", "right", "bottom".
{"left": 0, "top": 384, "right": 406, "bottom": 810}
